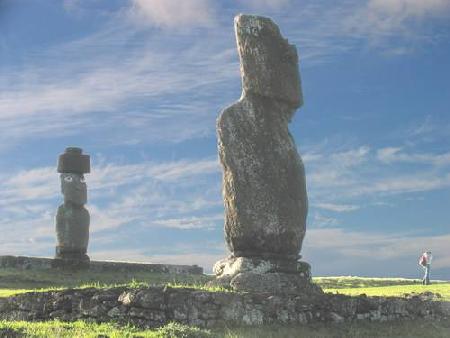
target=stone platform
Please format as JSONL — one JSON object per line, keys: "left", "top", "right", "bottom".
{"left": 0, "top": 255, "right": 203, "bottom": 275}
{"left": 0, "top": 286, "right": 449, "bottom": 328}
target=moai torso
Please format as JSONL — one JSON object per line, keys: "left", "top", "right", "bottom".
{"left": 54, "top": 147, "right": 90, "bottom": 265}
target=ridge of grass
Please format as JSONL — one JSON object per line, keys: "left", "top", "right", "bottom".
{"left": 2, "top": 268, "right": 450, "bottom": 299}
{"left": 0, "top": 320, "right": 212, "bottom": 338}
{"left": 0, "top": 267, "right": 212, "bottom": 290}
{"left": 325, "top": 282, "right": 450, "bottom": 301}
{"left": 1, "top": 272, "right": 450, "bottom": 338}
{"left": 313, "top": 276, "right": 448, "bottom": 289}
{"left": 1, "top": 320, "right": 450, "bottom": 338}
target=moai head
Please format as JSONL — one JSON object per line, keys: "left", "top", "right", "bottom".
{"left": 60, "top": 173, "right": 87, "bottom": 205}
{"left": 57, "top": 147, "right": 90, "bottom": 206}
{"left": 234, "top": 14, "right": 303, "bottom": 110}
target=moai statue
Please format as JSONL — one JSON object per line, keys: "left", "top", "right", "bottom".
{"left": 53, "top": 147, "right": 90, "bottom": 269}
{"left": 211, "top": 14, "right": 320, "bottom": 294}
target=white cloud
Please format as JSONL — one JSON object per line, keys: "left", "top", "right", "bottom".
{"left": 0, "top": 10, "right": 237, "bottom": 147}
{"left": 305, "top": 142, "right": 450, "bottom": 205}
{"left": 377, "top": 147, "right": 450, "bottom": 166}
{"left": 311, "top": 213, "right": 339, "bottom": 228}
{"left": 304, "top": 227, "right": 450, "bottom": 275}
{"left": 283, "top": 0, "right": 450, "bottom": 60}
{"left": 331, "top": 146, "right": 371, "bottom": 167}
{"left": 0, "top": 158, "right": 219, "bottom": 205}
{"left": 358, "top": 172, "right": 450, "bottom": 195}
{"left": 152, "top": 214, "right": 223, "bottom": 230}
{"left": 369, "top": 0, "right": 450, "bottom": 19}
{"left": 130, "top": 0, "right": 216, "bottom": 29}
{"left": 342, "top": 0, "right": 450, "bottom": 45}
{"left": 0, "top": 167, "right": 57, "bottom": 206}
{"left": 376, "top": 147, "right": 403, "bottom": 161}
{"left": 239, "top": 0, "right": 291, "bottom": 10}
{"left": 0, "top": 157, "right": 222, "bottom": 254}
{"left": 315, "top": 203, "right": 360, "bottom": 212}
{"left": 2, "top": 1, "right": 448, "bottom": 149}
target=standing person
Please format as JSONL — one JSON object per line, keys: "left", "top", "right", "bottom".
{"left": 419, "top": 250, "right": 433, "bottom": 285}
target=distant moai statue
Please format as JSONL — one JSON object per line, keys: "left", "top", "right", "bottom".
{"left": 211, "top": 14, "right": 320, "bottom": 294}
{"left": 53, "top": 147, "right": 90, "bottom": 268}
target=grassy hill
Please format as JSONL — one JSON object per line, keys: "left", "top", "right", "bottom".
{"left": 0, "top": 268, "right": 449, "bottom": 337}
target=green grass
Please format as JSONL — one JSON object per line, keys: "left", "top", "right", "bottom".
{"left": 324, "top": 282, "right": 450, "bottom": 301}
{"left": 313, "top": 276, "right": 450, "bottom": 301}
{"left": 0, "top": 289, "right": 38, "bottom": 298}
{"left": 0, "top": 267, "right": 213, "bottom": 297}
{"left": 1, "top": 320, "right": 449, "bottom": 338}
{"left": 2, "top": 269, "right": 449, "bottom": 300}
{"left": 1, "top": 271, "right": 450, "bottom": 337}
{"left": 0, "top": 320, "right": 211, "bottom": 338}
{"left": 217, "top": 321, "right": 450, "bottom": 338}
{"left": 313, "top": 275, "right": 447, "bottom": 289}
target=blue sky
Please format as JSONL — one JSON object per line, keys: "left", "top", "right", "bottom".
{"left": 1, "top": 0, "right": 449, "bottom": 279}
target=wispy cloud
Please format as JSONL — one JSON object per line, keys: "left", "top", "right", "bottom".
{"left": 280, "top": 0, "right": 450, "bottom": 62}
{"left": 238, "top": 0, "right": 292, "bottom": 11}
{"left": 305, "top": 227, "right": 450, "bottom": 270}
{"left": 2, "top": 0, "right": 448, "bottom": 148}
{"left": 311, "top": 212, "right": 339, "bottom": 228}
{"left": 0, "top": 3, "right": 237, "bottom": 147}
{"left": 130, "top": 0, "right": 216, "bottom": 29}
{"left": 305, "top": 142, "right": 450, "bottom": 206}
{"left": 377, "top": 147, "right": 450, "bottom": 166}
{"left": 342, "top": 0, "right": 450, "bottom": 47}
{"left": 368, "top": 0, "right": 450, "bottom": 21}
{"left": 153, "top": 214, "right": 223, "bottom": 230}
{"left": 315, "top": 203, "right": 360, "bottom": 212}
{"left": 0, "top": 157, "right": 222, "bottom": 257}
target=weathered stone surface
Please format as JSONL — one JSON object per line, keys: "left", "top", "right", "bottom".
{"left": 213, "top": 256, "right": 311, "bottom": 276}
{"left": 236, "top": 14, "right": 302, "bottom": 108}
{"left": 229, "top": 272, "right": 321, "bottom": 295}
{"left": 54, "top": 147, "right": 90, "bottom": 268}
{"left": 217, "top": 95, "right": 307, "bottom": 260}
{"left": 0, "top": 287, "right": 448, "bottom": 328}
{"left": 210, "top": 256, "right": 317, "bottom": 294}
{"left": 214, "top": 14, "right": 309, "bottom": 291}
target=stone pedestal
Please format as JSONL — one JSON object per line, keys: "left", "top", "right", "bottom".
{"left": 210, "top": 256, "right": 321, "bottom": 294}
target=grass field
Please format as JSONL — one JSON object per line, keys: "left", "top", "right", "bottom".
{"left": 1, "top": 318, "right": 449, "bottom": 338}
{"left": 316, "top": 276, "right": 450, "bottom": 301}
{"left": 0, "top": 267, "right": 211, "bottom": 290}
{"left": 0, "top": 268, "right": 449, "bottom": 337}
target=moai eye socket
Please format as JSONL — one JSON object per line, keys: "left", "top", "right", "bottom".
{"left": 64, "top": 176, "right": 73, "bottom": 182}
{"left": 79, "top": 177, "right": 86, "bottom": 183}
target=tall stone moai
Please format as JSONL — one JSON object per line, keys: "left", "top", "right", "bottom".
{"left": 212, "top": 14, "right": 320, "bottom": 294}
{"left": 53, "top": 147, "right": 91, "bottom": 269}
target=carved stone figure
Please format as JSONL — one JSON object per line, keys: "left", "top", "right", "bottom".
{"left": 53, "top": 147, "right": 90, "bottom": 268}
{"left": 211, "top": 14, "right": 319, "bottom": 294}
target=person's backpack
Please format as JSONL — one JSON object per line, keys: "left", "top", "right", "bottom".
{"left": 419, "top": 255, "right": 427, "bottom": 266}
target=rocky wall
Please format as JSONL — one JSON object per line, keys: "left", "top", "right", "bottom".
{"left": 1, "top": 286, "right": 448, "bottom": 329}
{"left": 0, "top": 255, "right": 203, "bottom": 275}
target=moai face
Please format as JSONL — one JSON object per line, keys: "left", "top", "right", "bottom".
{"left": 61, "top": 173, "right": 87, "bottom": 205}
{"left": 234, "top": 14, "right": 303, "bottom": 109}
